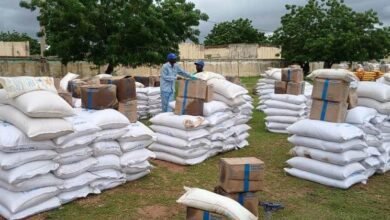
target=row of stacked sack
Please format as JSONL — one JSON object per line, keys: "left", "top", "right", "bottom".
{"left": 255, "top": 67, "right": 313, "bottom": 133}
{"left": 283, "top": 70, "right": 390, "bottom": 189}
{"left": 147, "top": 72, "right": 254, "bottom": 165}
{"left": 0, "top": 76, "right": 156, "bottom": 219}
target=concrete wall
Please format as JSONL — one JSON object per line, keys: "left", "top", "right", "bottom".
{"left": 179, "top": 43, "right": 204, "bottom": 60}
{"left": 0, "top": 41, "right": 30, "bottom": 57}
{"left": 0, "top": 59, "right": 285, "bottom": 77}
{"left": 257, "top": 46, "right": 281, "bottom": 59}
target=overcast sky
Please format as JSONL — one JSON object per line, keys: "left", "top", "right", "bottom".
{"left": 1, "top": 0, "right": 389, "bottom": 41}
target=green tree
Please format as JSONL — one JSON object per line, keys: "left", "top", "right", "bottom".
{"left": 204, "top": 18, "right": 268, "bottom": 46}
{"left": 20, "top": 0, "right": 208, "bottom": 73}
{"left": 0, "top": 31, "right": 40, "bottom": 55}
{"left": 273, "top": 0, "right": 390, "bottom": 68}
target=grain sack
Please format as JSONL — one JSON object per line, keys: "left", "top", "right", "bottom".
{"left": 0, "top": 76, "right": 57, "bottom": 98}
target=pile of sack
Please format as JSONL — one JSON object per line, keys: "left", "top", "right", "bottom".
{"left": 136, "top": 87, "right": 162, "bottom": 119}
{"left": 0, "top": 76, "right": 155, "bottom": 219}
{"left": 357, "top": 81, "right": 390, "bottom": 116}
{"left": 285, "top": 119, "right": 369, "bottom": 189}
{"left": 148, "top": 72, "right": 253, "bottom": 165}
{"left": 255, "top": 68, "right": 281, "bottom": 101}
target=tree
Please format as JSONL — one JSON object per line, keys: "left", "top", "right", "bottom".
{"left": 20, "top": 0, "right": 208, "bottom": 73}
{"left": 204, "top": 18, "right": 268, "bottom": 46}
{"left": 0, "top": 31, "right": 40, "bottom": 55}
{"left": 273, "top": 0, "right": 390, "bottom": 68}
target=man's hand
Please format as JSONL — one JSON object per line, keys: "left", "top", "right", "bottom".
{"left": 190, "top": 75, "right": 198, "bottom": 80}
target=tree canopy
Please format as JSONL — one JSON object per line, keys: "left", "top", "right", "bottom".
{"left": 204, "top": 18, "right": 268, "bottom": 46}
{"left": 272, "top": 0, "right": 390, "bottom": 67}
{"left": 0, "top": 31, "right": 40, "bottom": 55}
{"left": 20, "top": 0, "right": 208, "bottom": 73}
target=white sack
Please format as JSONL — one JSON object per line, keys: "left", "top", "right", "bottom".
{"left": 119, "top": 122, "right": 156, "bottom": 142}
{"left": 149, "top": 143, "right": 209, "bottom": 159}
{"left": 54, "top": 158, "right": 98, "bottom": 179}
{"left": 150, "top": 125, "right": 209, "bottom": 141}
{"left": 287, "top": 119, "right": 365, "bottom": 142}
{"left": 54, "top": 147, "right": 93, "bottom": 165}
{"left": 0, "top": 76, "right": 57, "bottom": 98}
{"left": 307, "top": 69, "right": 358, "bottom": 82}
{"left": 0, "top": 174, "right": 63, "bottom": 192}
{"left": 358, "top": 98, "right": 390, "bottom": 115}
{"left": 120, "top": 149, "right": 155, "bottom": 168}
{"left": 61, "top": 172, "right": 99, "bottom": 191}
{"left": 177, "top": 187, "right": 257, "bottom": 220}
{"left": 265, "top": 116, "right": 301, "bottom": 124}
{"left": 0, "top": 150, "right": 57, "bottom": 170}
{"left": 58, "top": 186, "right": 100, "bottom": 204}
{"left": 357, "top": 81, "right": 390, "bottom": 102}
{"left": 120, "top": 139, "right": 154, "bottom": 152}
{"left": 150, "top": 112, "right": 208, "bottom": 130}
{"left": 94, "top": 127, "right": 129, "bottom": 142}
{"left": 263, "top": 108, "right": 306, "bottom": 117}
{"left": 156, "top": 133, "right": 211, "bottom": 149}
{"left": 60, "top": 72, "right": 79, "bottom": 91}
{"left": 77, "top": 108, "right": 129, "bottom": 129}
{"left": 91, "top": 141, "right": 122, "bottom": 157}
{"left": 0, "top": 161, "right": 59, "bottom": 184}
{"left": 213, "top": 93, "right": 245, "bottom": 107}
{"left": 0, "top": 105, "right": 73, "bottom": 141}
{"left": 89, "top": 154, "right": 121, "bottom": 171}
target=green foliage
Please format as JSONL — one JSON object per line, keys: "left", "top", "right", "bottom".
{"left": 0, "top": 31, "right": 40, "bottom": 55}
{"left": 273, "top": 0, "right": 390, "bottom": 66}
{"left": 204, "top": 18, "right": 268, "bottom": 46}
{"left": 20, "top": 0, "right": 208, "bottom": 72}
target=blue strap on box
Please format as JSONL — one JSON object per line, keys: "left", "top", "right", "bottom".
{"left": 321, "top": 79, "right": 330, "bottom": 100}
{"left": 320, "top": 100, "right": 328, "bottom": 121}
{"left": 238, "top": 193, "right": 245, "bottom": 205}
{"left": 287, "top": 69, "right": 291, "bottom": 81}
{"left": 244, "top": 164, "right": 250, "bottom": 192}
{"left": 180, "top": 80, "right": 190, "bottom": 115}
{"left": 108, "top": 79, "right": 112, "bottom": 84}
{"left": 87, "top": 88, "right": 94, "bottom": 110}
{"left": 203, "top": 211, "right": 210, "bottom": 220}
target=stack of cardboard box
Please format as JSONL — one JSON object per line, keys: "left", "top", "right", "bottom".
{"left": 100, "top": 76, "right": 137, "bottom": 122}
{"left": 309, "top": 78, "right": 356, "bottom": 123}
{"left": 215, "top": 157, "right": 264, "bottom": 218}
{"left": 274, "top": 67, "right": 305, "bottom": 95}
{"left": 175, "top": 80, "right": 213, "bottom": 116}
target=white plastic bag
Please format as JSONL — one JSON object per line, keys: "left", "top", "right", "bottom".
{"left": 0, "top": 174, "right": 63, "bottom": 192}
{"left": 120, "top": 149, "right": 155, "bottom": 168}
{"left": 89, "top": 154, "right": 121, "bottom": 171}
{"left": 0, "top": 150, "right": 57, "bottom": 170}
{"left": 357, "top": 81, "right": 390, "bottom": 102}
{"left": 155, "top": 133, "right": 210, "bottom": 149}
{"left": 0, "top": 76, "right": 57, "bottom": 98}
{"left": 119, "top": 122, "right": 156, "bottom": 142}
{"left": 307, "top": 69, "right": 358, "bottom": 82}
{"left": 54, "top": 158, "right": 98, "bottom": 179}
{"left": 77, "top": 108, "right": 130, "bottom": 129}
{"left": 150, "top": 125, "right": 209, "bottom": 141}
{"left": 54, "top": 147, "right": 93, "bottom": 165}
{"left": 0, "top": 161, "right": 59, "bottom": 184}
{"left": 120, "top": 139, "right": 154, "bottom": 152}
{"left": 150, "top": 112, "right": 208, "bottom": 130}
{"left": 91, "top": 141, "right": 122, "bottom": 157}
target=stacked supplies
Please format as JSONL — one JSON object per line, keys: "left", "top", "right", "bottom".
{"left": 357, "top": 81, "right": 390, "bottom": 115}
{"left": 274, "top": 67, "right": 305, "bottom": 95}
{"left": 354, "top": 70, "right": 384, "bottom": 81}
{"left": 256, "top": 68, "right": 281, "bottom": 101}
{"left": 376, "top": 73, "right": 390, "bottom": 85}
{"left": 0, "top": 77, "right": 156, "bottom": 219}
{"left": 174, "top": 80, "right": 209, "bottom": 116}
{"left": 380, "top": 64, "right": 390, "bottom": 74}
{"left": 285, "top": 119, "right": 369, "bottom": 189}
{"left": 215, "top": 157, "right": 264, "bottom": 217}
{"left": 136, "top": 87, "right": 162, "bottom": 119}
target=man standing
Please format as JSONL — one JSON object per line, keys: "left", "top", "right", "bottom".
{"left": 194, "top": 60, "right": 205, "bottom": 73}
{"left": 160, "top": 53, "right": 196, "bottom": 112}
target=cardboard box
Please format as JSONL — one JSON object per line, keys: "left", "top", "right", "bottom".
{"left": 178, "top": 80, "right": 208, "bottom": 100}
{"left": 100, "top": 76, "right": 136, "bottom": 102}
{"left": 219, "top": 157, "right": 264, "bottom": 193}
{"left": 312, "top": 79, "right": 350, "bottom": 102}
{"left": 57, "top": 89, "right": 73, "bottom": 107}
{"left": 80, "top": 84, "right": 118, "bottom": 110}
{"left": 287, "top": 82, "right": 305, "bottom": 95}
{"left": 310, "top": 99, "right": 348, "bottom": 123}
{"left": 348, "top": 87, "right": 358, "bottom": 109}
{"left": 281, "top": 68, "right": 304, "bottom": 82}
{"left": 186, "top": 207, "right": 227, "bottom": 220}
{"left": 214, "top": 186, "right": 259, "bottom": 217}
{"left": 118, "top": 100, "right": 137, "bottom": 123}
{"left": 68, "top": 79, "right": 87, "bottom": 98}
{"left": 175, "top": 97, "right": 204, "bottom": 116}
{"left": 205, "top": 85, "right": 214, "bottom": 102}
{"left": 274, "top": 81, "right": 287, "bottom": 94}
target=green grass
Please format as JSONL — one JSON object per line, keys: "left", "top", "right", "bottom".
{"left": 39, "top": 77, "right": 390, "bottom": 220}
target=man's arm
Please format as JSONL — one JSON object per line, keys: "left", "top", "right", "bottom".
{"left": 161, "top": 65, "right": 176, "bottom": 81}
{"left": 176, "top": 65, "right": 194, "bottom": 79}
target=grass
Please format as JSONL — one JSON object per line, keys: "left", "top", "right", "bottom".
{"left": 37, "top": 76, "right": 390, "bottom": 220}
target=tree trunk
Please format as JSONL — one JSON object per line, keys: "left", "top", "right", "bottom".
{"left": 105, "top": 63, "right": 114, "bottom": 75}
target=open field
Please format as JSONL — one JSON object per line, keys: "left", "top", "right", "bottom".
{"left": 32, "top": 77, "right": 390, "bottom": 220}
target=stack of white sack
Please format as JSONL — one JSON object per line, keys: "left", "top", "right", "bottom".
{"left": 149, "top": 113, "right": 218, "bottom": 165}
{"left": 357, "top": 81, "right": 390, "bottom": 115}
{"left": 376, "top": 73, "right": 390, "bottom": 86}
{"left": 345, "top": 107, "right": 384, "bottom": 177}
{"left": 284, "top": 119, "right": 369, "bottom": 189}
{"left": 258, "top": 94, "right": 309, "bottom": 134}
{"left": 136, "top": 87, "right": 162, "bottom": 119}
{"left": 195, "top": 72, "right": 253, "bottom": 152}
{"left": 256, "top": 68, "right": 281, "bottom": 101}
{"left": 0, "top": 78, "right": 156, "bottom": 218}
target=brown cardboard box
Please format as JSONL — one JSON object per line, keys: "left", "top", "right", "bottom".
{"left": 214, "top": 186, "right": 259, "bottom": 217}
{"left": 101, "top": 76, "right": 136, "bottom": 101}
{"left": 186, "top": 207, "right": 227, "bottom": 220}
{"left": 274, "top": 81, "right": 287, "bottom": 94}
{"left": 310, "top": 99, "right": 348, "bottom": 123}
{"left": 80, "top": 84, "right": 118, "bottom": 110}
{"left": 287, "top": 82, "right": 305, "bottom": 95}
{"left": 312, "top": 79, "right": 350, "bottom": 102}
{"left": 281, "top": 68, "right": 304, "bottom": 82}
{"left": 68, "top": 79, "right": 88, "bottom": 98}
{"left": 118, "top": 100, "right": 137, "bottom": 123}
{"left": 348, "top": 88, "right": 358, "bottom": 109}
{"left": 205, "top": 85, "right": 214, "bottom": 102}
{"left": 175, "top": 97, "right": 204, "bottom": 116}
{"left": 219, "top": 157, "right": 264, "bottom": 193}
{"left": 178, "top": 80, "right": 208, "bottom": 100}
{"left": 57, "top": 89, "right": 73, "bottom": 107}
